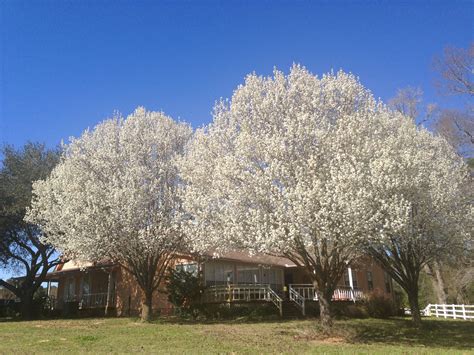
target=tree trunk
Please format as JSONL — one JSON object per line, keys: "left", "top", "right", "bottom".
{"left": 407, "top": 291, "right": 422, "bottom": 327}
{"left": 315, "top": 282, "right": 333, "bottom": 330}
{"left": 425, "top": 261, "right": 447, "bottom": 304}
{"left": 20, "top": 292, "right": 34, "bottom": 320}
{"left": 432, "top": 261, "right": 447, "bottom": 304}
{"left": 141, "top": 288, "right": 153, "bottom": 322}
{"left": 104, "top": 270, "right": 114, "bottom": 317}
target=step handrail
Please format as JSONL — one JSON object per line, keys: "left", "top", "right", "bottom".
{"left": 265, "top": 285, "right": 283, "bottom": 317}
{"left": 289, "top": 285, "right": 306, "bottom": 316}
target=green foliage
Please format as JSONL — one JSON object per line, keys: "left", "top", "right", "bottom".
{"left": 467, "top": 157, "right": 474, "bottom": 170}
{"left": 0, "top": 142, "right": 60, "bottom": 268}
{"left": 392, "top": 276, "right": 436, "bottom": 309}
{"left": 0, "top": 142, "right": 61, "bottom": 319}
{"left": 331, "top": 302, "right": 369, "bottom": 319}
{"left": 199, "top": 303, "right": 279, "bottom": 320}
{"left": 166, "top": 267, "right": 204, "bottom": 318}
{"left": 363, "top": 293, "right": 397, "bottom": 319}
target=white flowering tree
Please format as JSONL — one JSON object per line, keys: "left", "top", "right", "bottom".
{"left": 180, "top": 65, "right": 471, "bottom": 328}
{"left": 179, "top": 66, "right": 386, "bottom": 328}
{"left": 26, "top": 108, "right": 192, "bottom": 321}
{"left": 359, "top": 119, "right": 472, "bottom": 326}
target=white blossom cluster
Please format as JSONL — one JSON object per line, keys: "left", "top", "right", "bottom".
{"left": 26, "top": 108, "right": 192, "bottom": 264}
{"left": 179, "top": 65, "right": 472, "bottom": 267}
{"left": 25, "top": 65, "right": 472, "bottom": 285}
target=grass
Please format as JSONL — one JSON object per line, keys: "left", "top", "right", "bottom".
{"left": 0, "top": 316, "right": 472, "bottom": 354}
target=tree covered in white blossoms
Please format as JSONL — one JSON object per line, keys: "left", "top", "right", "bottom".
{"left": 27, "top": 108, "right": 192, "bottom": 321}
{"left": 180, "top": 66, "right": 378, "bottom": 327}
{"left": 360, "top": 119, "right": 472, "bottom": 326}
{"left": 179, "top": 65, "right": 472, "bottom": 327}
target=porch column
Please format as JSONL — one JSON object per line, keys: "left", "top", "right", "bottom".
{"left": 47, "top": 281, "right": 51, "bottom": 296}
{"left": 79, "top": 276, "right": 84, "bottom": 299}
{"left": 105, "top": 270, "right": 114, "bottom": 316}
{"left": 347, "top": 267, "right": 355, "bottom": 301}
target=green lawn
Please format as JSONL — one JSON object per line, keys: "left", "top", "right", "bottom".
{"left": 0, "top": 317, "right": 472, "bottom": 354}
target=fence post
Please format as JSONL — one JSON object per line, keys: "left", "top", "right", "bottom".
{"left": 435, "top": 304, "right": 439, "bottom": 317}
{"left": 443, "top": 304, "right": 447, "bottom": 319}
{"left": 425, "top": 304, "right": 431, "bottom": 316}
{"left": 462, "top": 304, "right": 466, "bottom": 320}
{"left": 452, "top": 304, "right": 456, "bottom": 319}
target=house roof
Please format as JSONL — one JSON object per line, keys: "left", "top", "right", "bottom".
{"left": 45, "top": 260, "right": 116, "bottom": 280}
{"left": 202, "top": 251, "right": 297, "bottom": 268}
{"left": 46, "top": 250, "right": 297, "bottom": 278}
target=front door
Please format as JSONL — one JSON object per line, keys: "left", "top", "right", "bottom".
{"left": 284, "top": 271, "right": 294, "bottom": 298}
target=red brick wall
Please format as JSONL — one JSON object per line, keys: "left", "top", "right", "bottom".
{"left": 114, "top": 266, "right": 174, "bottom": 317}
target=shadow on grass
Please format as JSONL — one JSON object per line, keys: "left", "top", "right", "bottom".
{"left": 153, "top": 314, "right": 301, "bottom": 325}
{"left": 349, "top": 317, "right": 474, "bottom": 350}
{"left": 0, "top": 317, "right": 15, "bottom": 323}
{"left": 157, "top": 316, "right": 474, "bottom": 350}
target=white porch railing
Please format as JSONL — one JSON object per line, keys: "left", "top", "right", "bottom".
{"left": 423, "top": 304, "right": 474, "bottom": 320}
{"left": 202, "top": 284, "right": 283, "bottom": 316}
{"left": 288, "top": 284, "right": 364, "bottom": 316}
{"left": 289, "top": 285, "right": 306, "bottom": 316}
{"left": 289, "top": 284, "right": 364, "bottom": 302}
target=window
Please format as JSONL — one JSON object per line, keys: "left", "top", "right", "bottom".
{"left": 204, "top": 262, "right": 234, "bottom": 286}
{"left": 343, "top": 269, "right": 358, "bottom": 288}
{"left": 236, "top": 265, "right": 260, "bottom": 284}
{"left": 366, "top": 271, "right": 373, "bottom": 291}
{"left": 261, "top": 267, "right": 283, "bottom": 290}
{"left": 82, "top": 274, "right": 91, "bottom": 295}
{"left": 384, "top": 272, "right": 391, "bottom": 293}
{"left": 64, "top": 277, "right": 75, "bottom": 301}
{"left": 176, "top": 263, "right": 198, "bottom": 276}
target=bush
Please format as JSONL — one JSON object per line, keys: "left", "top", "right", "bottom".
{"left": 199, "top": 303, "right": 279, "bottom": 320}
{"left": 62, "top": 301, "right": 79, "bottom": 317}
{"left": 363, "top": 292, "right": 397, "bottom": 319}
{"left": 0, "top": 299, "right": 19, "bottom": 318}
{"left": 166, "top": 267, "right": 204, "bottom": 318}
{"left": 331, "top": 302, "right": 368, "bottom": 318}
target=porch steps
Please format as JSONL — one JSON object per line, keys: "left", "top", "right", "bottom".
{"left": 282, "top": 300, "right": 304, "bottom": 318}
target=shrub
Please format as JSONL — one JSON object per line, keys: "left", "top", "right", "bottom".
{"left": 330, "top": 302, "right": 368, "bottom": 318}
{"left": 199, "top": 303, "right": 279, "bottom": 320}
{"left": 0, "top": 299, "right": 19, "bottom": 318}
{"left": 166, "top": 267, "right": 204, "bottom": 318}
{"left": 363, "top": 292, "right": 397, "bottom": 319}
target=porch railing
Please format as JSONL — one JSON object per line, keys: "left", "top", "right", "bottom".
{"left": 80, "top": 292, "right": 115, "bottom": 309}
{"left": 288, "top": 284, "right": 364, "bottom": 316}
{"left": 289, "top": 284, "right": 364, "bottom": 301}
{"left": 63, "top": 292, "right": 115, "bottom": 309}
{"left": 289, "top": 285, "right": 306, "bottom": 316}
{"left": 202, "top": 284, "right": 283, "bottom": 316}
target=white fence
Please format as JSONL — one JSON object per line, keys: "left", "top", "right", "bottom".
{"left": 423, "top": 304, "right": 474, "bottom": 320}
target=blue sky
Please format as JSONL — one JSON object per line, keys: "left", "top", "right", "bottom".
{"left": 1, "top": 1, "right": 472, "bottom": 149}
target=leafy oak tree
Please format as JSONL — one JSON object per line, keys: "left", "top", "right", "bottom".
{"left": 27, "top": 108, "right": 192, "bottom": 321}
{"left": 0, "top": 143, "right": 61, "bottom": 319}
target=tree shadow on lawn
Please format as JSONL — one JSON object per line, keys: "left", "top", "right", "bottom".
{"left": 155, "top": 315, "right": 298, "bottom": 325}
{"left": 349, "top": 317, "right": 474, "bottom": 351}
{"left": 158, "top": 316, "right": 474, "bottom": 351}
